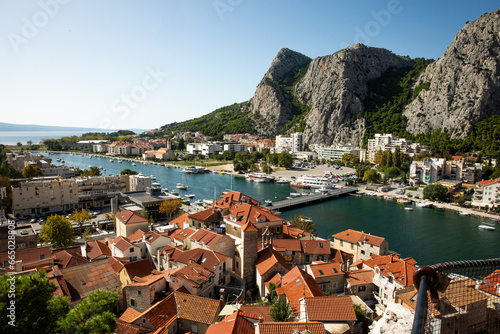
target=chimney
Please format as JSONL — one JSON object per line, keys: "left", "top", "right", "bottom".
{"left": 259, "top": 315, "right": 263, "bottom": 323}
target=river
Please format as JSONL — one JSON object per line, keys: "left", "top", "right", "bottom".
{"left": 48, "top": 152, "right": 500, "bottom": 266}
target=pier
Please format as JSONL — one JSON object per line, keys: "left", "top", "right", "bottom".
{"left": 267, "top": 187, "right": 357, "bottom": 211}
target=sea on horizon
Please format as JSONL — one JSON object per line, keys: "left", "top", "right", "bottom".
{"left": 0, "top": 130, "right": 104, "bottom": 146}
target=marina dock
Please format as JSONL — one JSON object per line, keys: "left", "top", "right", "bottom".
{"left": 268, "top": 187, "right": 357, "bottom": 211}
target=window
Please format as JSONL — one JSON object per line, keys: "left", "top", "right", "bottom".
{"left": 358, "top": 286, "right": 366, "bottom": 292}
{"left": 276, "top": 226, "right": 281, "bottom": 233}
{"left": 138, "top": 290, "right": 141, "bottom": 295}
{"left": 360, "top": 250, "right": 365, "bottom": 255}
{"left": 40, "top": 254, "right": 45, "bottom": 260}
{"left": 306, "top": 255, "right": 310, "bottom": 262}
{"left": 191, "top": 324, "right": 198, "bottom": 333}
{"left": 130, "top": 248, "right": 134, "bottom": 252}
{"left": 340, "top": 240, "right": 343, "bottom": 247}
{"left": 130, "top": 299, "right": 135, "bottom": 306}
{"left": 350, "top": 243, "right": 354, "bottom": 250}
{"left": 236, "top": 262, "right": 239, "bottom": 269}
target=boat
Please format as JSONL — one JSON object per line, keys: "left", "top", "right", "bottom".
{"left": 291, "top": 175, "right": 334, "bottom": 189}
{"left": 176, "top": 183, "right": 188, "bottom": 190}
{"left": 404, "top": 207, "right": 414, "bottom": 211}
{"left": 290, "top": 182, "right": 311, "bottom": 189}
{"left": 264, "top": 200, "right": 273, "bottom": 206}
{"left": 152, "top": 182, "right": 161, "bottom": 188}
{"left": 184, "top": 194, "right": 195, "bottom": 198}
{"left": 161, "top": 187, "right": 169, "bottom": 194}
{"left": 132, "top": 163, "right": 136, "bottom": 166}
{"left": 245, "top": 172, "right": 272, "bottom": 183}
{"left": 489, "top": 218, "right": 500, "bottom": 222}
{"left": 182, "top": 166, "right": 201, "bottom": 174}
{"left": 478, "top": 224, "right": 496, "bottom": 231}
{"left": 416, "top": 202, "right": 433, "bottom": 208}
{"left": 290, "top": 192, "right": 302, "bottom": 197}
{"left": 194, "top": 199, "right": 203, "bottom": 206}
{"left": 109, "top": 159, "right": 114, "bottom": 162}
{"left": 171, "top": 190, "right": 179, "bottom": 196}
{"left": 459, "top": 211, "right": 470, "bottom": 216}
{"left": 397, "top": 199, "right": 411, "bottom": 204}
{"left": 275, "top": 178, "right": 290, "bottom": 184}
{"left": 150, "top": 175, "right": 157, "bottom": 180}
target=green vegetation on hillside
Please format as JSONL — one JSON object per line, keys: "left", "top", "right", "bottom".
{"left": 161, "top": 102, "right": 255, "bottom": 140}
{"left": 362, "top": 57, "right": 434, "bottom": 146}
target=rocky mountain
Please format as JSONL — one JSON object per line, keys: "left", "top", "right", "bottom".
{"left": 404, "top": 9, "right": 500, "bottom": 138}
{"left": 163, "top": 9, "right": 500, "bottom": 148}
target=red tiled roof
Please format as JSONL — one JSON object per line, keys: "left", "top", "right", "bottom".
{"left": 53, "top": 246, "right": 88, "bottom": 268}
{"left": 333, "top": 229, "right": 386, "bottom": 247}
{"left": 174, "top": 291, "right": 222, "bottom": 324}
{"left": 116, "top": 210, "right": 149, "bottom": 225}
{"left": 189, "top": 228, "right": 228, "bottom": 247}
{"left": 170, "top": 228, "right": 195, "bottom": 241}
{"left": 258, "top": 322, "right": 325, "bottom": 334}
{"left": 301, "top": 240, "right": 331, "bottom": 255}
{"left": 363, "top": 254, "right": 417, "bottom": 287}
{"left": 188, "top": 208, "right": 219, "bottom": 222}
{"left": 241, "top": 221, "right": 258, "bottom": 232}
{"left": 479, "top": 269, "right": 500, "bottom": 296}
{"left": 114, "top": 320, "right": 151, "bottom": 334}
{"left": 129, "top": 273, "right": 166, "bottom": 287}
{"left": 272, "top": 239, "right": 302, "bottom": 252}
{"left": 309, "top": 262, "right": 343, "bottom": 278}
{"left": 171, "top": 248, "right": 228, "bottom": 271}
{"left": 215, "top": 191, "right": 260, "bottom": 207}
{"left": 304, "top": 295, "right": 357, "bottom": 321}
{"left": 128, "top": 229, "right": 147, "bottom": 242}
{"left": 169, "top": 213, "right": 189, "bottom": 229}
{"left": 168, "top": 262, "right": 213, "bottom": 288}
{"left": 119, "top": 308, "right": 142, "bottom": 322}
{"left": 255, "top": 246, "right": 291, "bottom": 276}
{"left": 206, "top": 309, "right": 256, "bottom": 334}
{"left": 130, "top": 291, "right": 178, "bottom": 329}
{"left": 124, "top": 258, "right": 154, "bottom": 279}
{"left": 282, "top": 224, "right": 311, "bottom": 239}
{"left": 278, "top": 266, "right": 326, "bottom": 313}
{"left": 0, "top": 246, "right": 54, "bottom": 273}
{"left": 85, "top": 239, "right": 112, "bottom": 260}
{"left": 346, "top": 269, "right": 374, "bottom": 286}
{"left": 108, "top": 256, "right": 125, "bottom": 273}
{"left": 143, "top": 231, "right": 163, "bottom": 244}
{"left": 476, "top": 178, "right": 500, "bottom": 186}
{"left": 113, "top": 236, "right": 140, "bottom": 253}
{"left": 59, "top": 259, "right": 122, "bottom": 302}
{"left": 238, "top": 305, "right": 273, "bottom": 322}
{"left": 226, "top": 203, "right": 283, "bottom": 226}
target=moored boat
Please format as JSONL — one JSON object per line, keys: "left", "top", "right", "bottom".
{"left": 478, "top": 224, "right": 496, "bottom": 231}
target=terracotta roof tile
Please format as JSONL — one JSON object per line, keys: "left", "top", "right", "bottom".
{"left": 85, "top": 239, "right": 112, "bottom": 260}
{"left": 258, "top": 322, "right": 325, "bottom": 334}
{"left": 226, "top": 203, "right": 283, "bottom": 227}
{"left": 168, "top": 263, "right": 212, "bottom": 288}
{"left": 188, "top": 208, "right": 219, "bottom": 222}
{"left": 345, "top": 269, "right": 375, "bottom": 286}
{"left": 238, "top": 305, "right": 273, "bottom": 322}
{"left": 170, "top": 248, "right": 228, "bottom": 271}
{"left": 278, "top": 267, "right": 325, "bottom": 313}
{"left": 333, "top": 229, "right": 386, "bottom": 247}
{"left": 128, "top": 229, "right": 147, "bottom": 242}
{"left": 170, "top": 228, "right": 195, "bottom": 241}
{"left": 124, "top": 258, "right": 155, "bottom": 279}
{"left": 476, "top": 178, "right": 500, "bottom": 186}
{"left": 59, "top": 259, "right": 122, "bottom": 302}
{"left": 129, "top": 273, "right": 166, "bottom": 287}
{"left": 189, "top": 229, "right": 230, "bottom": 247}
{"left": 282, "top": 224, "right": 311, "bottom": 239}
{"left": 255, "top": 246, "right": 291, "bottom": 276}
{"left": 169, "top": 213, "right": 189, "bottom": 229}
{"left": 479, "top": 269, "right": 500, "bottom": 296}
{"left": 206, "top": 309, "right": 255, "bottom": 334}
{"left": 53, "top": 246, "right": 88, "bottom": 268}
{"left": 119, "top": 308, "right": 142, "bottom": 322}
{"left": 116, "top": 210, "right": 149, "bottom": 225}
{"left": 304, "top": 295, "right": 356, "bottom": 321}
{"left": 130, "top": 292, "right": 177, "bottom": 329}
{"left": 174, "top": 291, "right": 222, "bottom": 324}
{"left": 108, "top": 256, "right": 125, "bottom": 273}
{"left": 215, "top": 191, "right": 260, "bottom": 207}
{"left": 272, "top": 239, "right": 302, "bottom": 252}
{"left": 113, "top": 236, "right": 140, "bottom": 253}
{"left": 309, "top": 262, "right": 343, "bottom": 278}
{"left": 301, "top": 240, "right": 331, "bottom": 255}
{"left": 363, "top": 254, "right": 417, "bottom": 287}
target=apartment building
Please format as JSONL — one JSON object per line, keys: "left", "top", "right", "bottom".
{"left": 75, "top": 175, "right": 126, "bottom": 209}
{"left": 367, "top": 133, "right": 427, "bottom": 162}
{"left": 409, "top": 158, "right": 446, "bottom": 185}
{"left": 472, "top": 179, "right": 500, "bottom": 209}
{"left": 275, "top": 132, "right": 303, "bottom": 153}
{"left": 316, "top": 146, "right": 367, "bottom": 162}
{"left": 332, "top": 229, "right": 388, "bottom": 262}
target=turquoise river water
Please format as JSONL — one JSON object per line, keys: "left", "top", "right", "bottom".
{"left": 48, "top": 152, "right": 500, "bottom": 265}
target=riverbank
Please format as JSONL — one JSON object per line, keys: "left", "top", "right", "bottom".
{"left": 356, "top": 187, "right": 500, "bottom": 221}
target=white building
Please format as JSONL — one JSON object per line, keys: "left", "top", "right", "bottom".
{"left": 276, "top": 132, "right": 303, "bottom": 153}
{"left": 409, "top": 158, "right": 446, "bottom": 185}
{"left": 472, "top": 179, "right": 500, "bottom": 209}
{"left": 316, "top": 146, "right": 367, "bottom": 162}
{"left": 128, "top": 174, "right": 152, "bottom": 192}
{"left": 223, "top": 143, "right": 246, "bottom": 153}
{"left": 367, "top": 133, "right": 427, "bottom": 162}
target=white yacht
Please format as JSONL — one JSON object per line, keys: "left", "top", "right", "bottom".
{"left": 293, "top": 175, "right": 334, "bottom": 189}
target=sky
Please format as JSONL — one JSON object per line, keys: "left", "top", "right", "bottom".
{"left": 0, "top": 1, "right": 498, "bottom": 131}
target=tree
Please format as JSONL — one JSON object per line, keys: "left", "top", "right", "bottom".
{"left": 270, "top": 300, "right": 294, "bottom": 322}
{"left": 291, "top": 215, "right": 317, "bottom": 236}
{"left": 423, "top": 184, "right": 449, "bottom": 201}
{"left": 141, "top": 207, "right": 150, "bottom": 221}
{"left": 40, "top": 214, "right": 75, "bottom": 248}
{"left": 278, "top": 152, "right": 293, "bottom": 169}
{"left": 0, "top": 271, "right": 70, "bottom": 334}
{"left": 70, "top": 209, "right": 93, "bottom": 234}
{"left": 261, "top": 163, "right": 273, "bottom": 174}
{"left": 373, "top": 150, "right": 387, "bottom": 166}
{"left": 159, "top": 198, "right": 182, "bottom": 220}
{"left": 22, "top": 164, "right": 44, "bottom": 178}
{"left": 385, "top": 166, "right": 401, "bottom": 182}
{"left": 363, "top": 169, "right": 381, "bottom": 183}
{"left": 58, "top": 290, "right": 119, "bottom": 334}
{"left": 16, "top": 142, "right": 22, "bottom": 147}
{"left": 120, "top": 168, "right": 138, "bottom": 175}
{"left": 82, "top": 227, "right": 93, "bottom": 242}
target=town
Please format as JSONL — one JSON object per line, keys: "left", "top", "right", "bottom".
{"left": 1, "top": 130, "right": 500, "bottom": 334}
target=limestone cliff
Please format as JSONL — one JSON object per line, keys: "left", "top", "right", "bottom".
{"left": 404, "top": 9, "right": 500, "bottom": 138}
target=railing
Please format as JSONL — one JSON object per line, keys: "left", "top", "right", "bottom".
{"left": 411, "top": 258, "right": 500, "bottom": 334}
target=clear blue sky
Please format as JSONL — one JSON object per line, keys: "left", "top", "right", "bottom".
{"left": 0, "top": 1, "right": 497, "bottom": 131}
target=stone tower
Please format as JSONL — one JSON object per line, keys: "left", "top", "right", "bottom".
{"left": 241, "top": 221, "right": 259, "bottom": 291}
